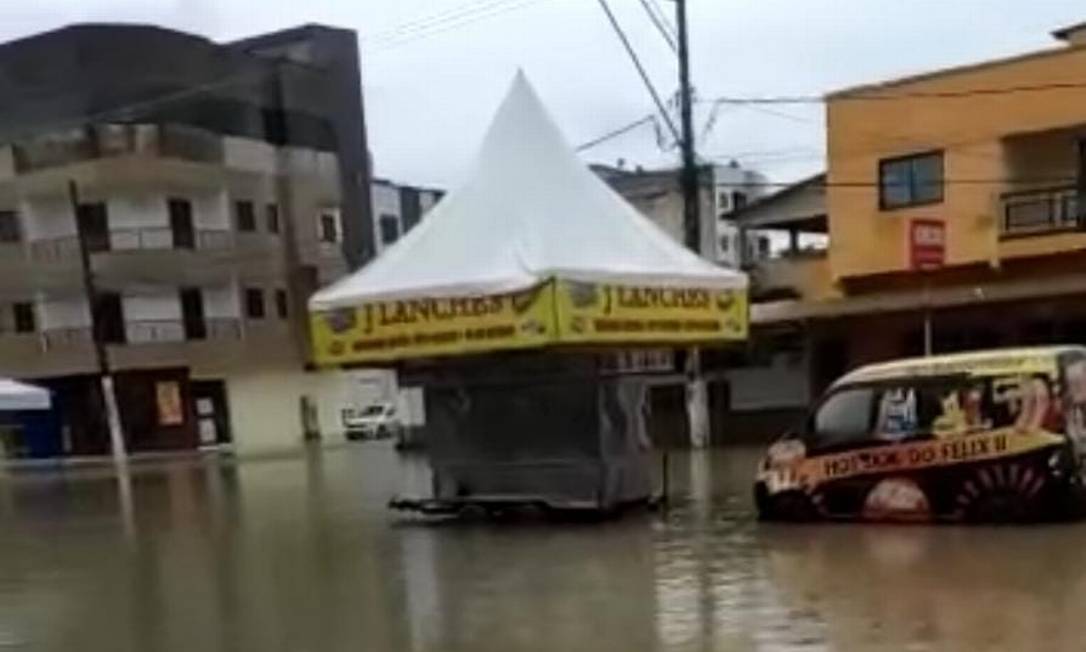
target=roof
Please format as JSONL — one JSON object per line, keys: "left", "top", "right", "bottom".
{"left": 834, "top": 345, "right": 1082, "bottom": 387}
{"left": 0, "top": 378, "right": 50, "bottom": 410}
{"left": 1053, "top": 21, "right": 1086, "bottom": 41}
{"left": 730, "top": 172, "right": 826, "bottom": 228}
{"left": 828, "top": 40, "right": 1082, "bottom": 100}
{"left": 309, "top": 73, "right": 745, "bottom": 310}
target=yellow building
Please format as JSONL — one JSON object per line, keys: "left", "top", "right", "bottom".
{"left": 748, "top": 21, "right": 1086, "bottom": 401}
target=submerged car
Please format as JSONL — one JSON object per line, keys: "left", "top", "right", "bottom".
{"left": 755, "top": 346, "right": 1086, "bottom": 523}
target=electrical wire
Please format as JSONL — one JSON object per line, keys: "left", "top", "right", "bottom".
{"left": 712, "top": 78, "right": 1086, "bottom": 105}
{"left": 575, "top": 114, "right": 656, "bottom": 151}
{"left": 595, "top": 0, "right": 680, "bottom": 143}
{"left": 637, "top": 0, "right": 677, "bottom": 53}
{"left": 365, "top": 0, "right": 546, "bottom": 54}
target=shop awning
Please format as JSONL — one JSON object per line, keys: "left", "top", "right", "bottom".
{"left": 309, "top": 73, "right": 747, "bottom": 365}
{"left": 0, "top": 379, "right": 50, "bottom": 411}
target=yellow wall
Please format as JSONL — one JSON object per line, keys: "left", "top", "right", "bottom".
{"left": 827, "top": 43, "right": 1086, "bottom": 281}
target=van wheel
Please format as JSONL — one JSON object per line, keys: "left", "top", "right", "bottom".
{"left": 757, "top": 487, "right": 817, "bottom": 522}
{"left": 955, "top": 463, "right": 1045, "bottom": 523}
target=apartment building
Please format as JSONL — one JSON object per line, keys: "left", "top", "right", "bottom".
{"left": 752, "top": 20, "right": 1086, "bottom": 400}
{"left": 0, "top": 24, "right": 373, "bottom": 458}
{"left": 592, "top": 162, "right": 768, "bottom": 266}
{"left": 370, "top": 178, "right": 443, "bottom": 256}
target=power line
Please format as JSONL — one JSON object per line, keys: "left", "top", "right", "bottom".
{"left": 575, "top": 114, "right": 656, "bottom": 151}
{"left": 712, "top": 78, "right": 1086, "bottom": 105}
{"left": 647, "top": 0, "right": 677, "bottom": 39}
{"left": 716, "top": 175, "right": 1077, "bottom": 188}
{"left": 365, "top": 0, "right": 545, "bottom": 53}
{"left": 362, "top": 0, "right": 517, "bottom": 43}
{"left": 595, "top": 0, "right": 681, "bottom": 143}
{"left": 637, "top": 0, "right": 677, "bottom": 53}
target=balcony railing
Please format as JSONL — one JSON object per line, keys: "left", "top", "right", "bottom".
{"left": 1001, "top": 185, "right": 1082, "bottom": 238}
{"left": 28, "top": 228, "right": 237, "bottom": 262}
{"left": 39, "top": 318, "right": 243, "bottom": 350}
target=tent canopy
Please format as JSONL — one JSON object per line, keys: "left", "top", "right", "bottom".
{"left": 0, "top": 379, "right": 50, "bottom": 411}
{"left": 310, "top": 72, "right": 745, "bottom": 311}
{"left": 308, "top": 73, "right": 748, "bottom": 365}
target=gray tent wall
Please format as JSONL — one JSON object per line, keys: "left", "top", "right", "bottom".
{"left": 403, "top": 352, "right": 654, "bottom": 510}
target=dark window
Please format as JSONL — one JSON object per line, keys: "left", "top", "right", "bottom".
{"left": 180, "top": 287, "right": 206, "bottom": 340}
{"left": 879, "top": 151, "right": 944, "bottom": 209}
{"left": 809, "top": 386, "right": 875, "bottom": 451}
{"left": 275, "top": 289, "right": 289, "bottom": 319}
{"left": 731, "top": 191, "right": 748, "bottom": 212}
{"left": 379, "top": 214, "right": 400, "bottom": 246}
{"left": 95, "top": 292, "right": 125, "bottom": 344}
{"left": 0, "top": 211, "right": 20, "bottom": 243}
{"left": 12, "top": 302, "right": 34, "bottom": 333}
{"left": 400, "top": 187, "right": 422, "bottom": 232}
{"left": 719, "top": 235, "right": 730, "bottom": 253}
{"left": 77, "top": 202, "right": 110, "bottom": 253}
{"left": 244, "top": 288, "right": 265, "bottom": 319}
{"left": 235, "top": 201, "right": 256, "bottom": 232}
{"left": 266, "top": 204, "right": 280, "bottom": 234}
{"left": 319, "top": 213, "right": 338, "bottom": 243}
{"left": 168, "top": 199, "right": 195, "bottom": 249}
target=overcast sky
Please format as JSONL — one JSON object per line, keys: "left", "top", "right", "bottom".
{"left": 0, "top": 1, "right": 1084, "bottom": 188}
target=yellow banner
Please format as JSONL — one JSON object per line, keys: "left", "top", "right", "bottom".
{"left": 310, "top": 280, "right": 750, "bottom": 365}
{"left": 793, "top": 428, "right": 1064, "bottom": 487}
{"left": 554, "top": 280, "right": 747, "bottom": 344}
{"left": 310, "top": 284, "right": 555, "bottom": 365}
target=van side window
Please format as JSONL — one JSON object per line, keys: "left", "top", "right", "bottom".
{"left": 810, "top": 387, "right": 874, "bottom": 451}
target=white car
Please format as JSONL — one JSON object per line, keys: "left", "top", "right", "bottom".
{"left": 344, "top": 403, "right": 401, "bottom": 441}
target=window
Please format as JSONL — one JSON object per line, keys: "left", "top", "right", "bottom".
{"left": 717, "top": 192, "right": 730, "bottom": 213}
{"left": 275, "top": 289, "right": 289, "bottom": 319}
{"left": 12, "top": 302, "right": 34, "bottom": 333}
{"left": 244, "top": 288, "right": 265, "bottom": 319}
{"left": 719, "top": 235, "right": 730, "bottom": 253}
{"left": 379, "top": 214, "right": 400, "bottom": 246}
{"left": 235, "top": 201, "right": 256, "bottom": 232}
{"left": 809, "top": 387, "right": 875, "bottom": 451}
{"left": 319, "top": 213, "right": 338, "bottom": 243}
{"left": 879, "top": 151, "right": 944, "bottom": 209}
{"left": 0, "top": 211, "right": 20, "bottom": 243}
{"left": 731, "top": 191, "right": 748, "bottom": 212}
{"left": 266, "top": 204, "right": 280, "bottom": 234}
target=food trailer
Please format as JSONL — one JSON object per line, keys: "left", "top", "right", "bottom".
{"left": 308, "top": 73, "right": 748, "bottom": 516}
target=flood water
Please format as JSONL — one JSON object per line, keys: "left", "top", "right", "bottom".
{"left": 1, "top": 444, "right": 1085, "bottom": 651}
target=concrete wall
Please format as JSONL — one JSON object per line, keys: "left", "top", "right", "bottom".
{"left": 202, "top": 283, "right": 240, "bottom": 318}
{"left": 225, "top": 369, "right": 309, "bottom": 454}
{"left": 193, "top": 190, "right": 230, "bottom": 230}
{"left": 39, "top": 295, "right": 90, "bottom": 329}
{"left": 21, "top": 196, "right": 73, "bottom": 240}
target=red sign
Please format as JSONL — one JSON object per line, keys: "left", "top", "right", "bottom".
{"left": 909, "top": 219, "right": 945, "bottom": 271}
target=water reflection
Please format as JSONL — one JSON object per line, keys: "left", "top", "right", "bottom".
{"left": 0, "top": 444, "right": 1084, "bottom": 650}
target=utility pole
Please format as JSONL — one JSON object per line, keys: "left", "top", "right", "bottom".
{"left": 675, "top": 0, "right": 710, "bottom": 449}
{"left": 68, "top": 180, "right": 127, "bottom": 466}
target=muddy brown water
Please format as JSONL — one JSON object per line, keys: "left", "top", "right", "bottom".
{"left": 0, "top": 444, "right": 1084, "bottom": 651}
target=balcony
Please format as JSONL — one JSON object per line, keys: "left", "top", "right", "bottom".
{"left": 1000, "top": 185, "right": 1081, "bottom": 238}
{"left": 40, "top": 318, "right": 243, "bottom": 350}
{"left": 12, "top": 124, "right": 224, "bottom": 174}
{"left": 748, "top": 250, "right": 835, "bottom": 303}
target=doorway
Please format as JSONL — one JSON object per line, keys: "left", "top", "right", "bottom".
{"left": 77, "top": 202, "right": 110, "bottom": 252}
{"left": 191, "top": 380, "right": 232, "bottom": 446}
{"left": 180, "top": 287, "right": 206, "bottom": 340}
{"left": 169, "top": 198, "right": 195, "bottom": 249}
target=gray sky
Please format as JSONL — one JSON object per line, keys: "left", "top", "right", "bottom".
{"left": 0, "top": 1, "right": 1084, "bottom": 188}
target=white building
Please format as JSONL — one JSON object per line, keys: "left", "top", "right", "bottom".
{"left": 711, "top": 161, "right": 771, "bottom": 268}
{"left": 370, "top": 178, "right": 444, "bottom": 256}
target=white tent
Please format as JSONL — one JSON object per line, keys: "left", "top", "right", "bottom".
{"left": 310, "top": 72, "right": 745, "bottom": 311}
{"left": 0, "top": 379, "right": 50, "bottom": 411}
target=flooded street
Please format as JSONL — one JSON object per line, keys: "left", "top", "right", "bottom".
{"left": 0, "top": 445, "right": 1085, "bottom": 651}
